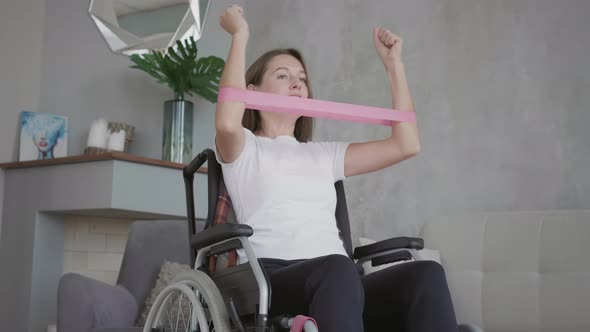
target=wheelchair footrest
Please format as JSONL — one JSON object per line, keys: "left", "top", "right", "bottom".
{"left": 290, "top": 315, "right": 318, "bottom": 332}
{"left": 272, "top": 315, "right": 318, "bottom": 332}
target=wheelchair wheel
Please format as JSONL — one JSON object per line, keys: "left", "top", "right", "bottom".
{"left": 143, "top": 270, "right": 231, "bottom": 332}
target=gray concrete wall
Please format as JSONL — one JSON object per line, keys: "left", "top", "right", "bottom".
{"left": 1, "top": 0, "right": 589, "bottom": 246}
{"left": 244, "top": 0, "right": 590, "bottom": 241}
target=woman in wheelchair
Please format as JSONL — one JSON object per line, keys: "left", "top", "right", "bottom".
{"left": 214, "top": 4, "right": 458, "bottom": 332}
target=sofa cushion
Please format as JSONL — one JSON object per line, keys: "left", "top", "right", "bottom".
{"left": 422, "top": 210, "right": 590, "bottom": 332}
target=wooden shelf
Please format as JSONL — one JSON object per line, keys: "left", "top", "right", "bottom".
{"left": 0, "top": 152, "right": 207, "bottom": 173}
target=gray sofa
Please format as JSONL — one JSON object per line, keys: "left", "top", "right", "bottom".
{"left": 59, "top": 209, "right": 590, "bottom": 332}
{"left": 422, "top": 209, "right": 590, "bottom": 332}
{"left": 57, "top": 220, "right": 192, "bottom": 332}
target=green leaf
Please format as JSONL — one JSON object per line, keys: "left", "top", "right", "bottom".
{"left": 189, "top": 56, "right": 225, "bottom": 103}
{"left": 128, "top": 38, "right": 225, "bottom": 102}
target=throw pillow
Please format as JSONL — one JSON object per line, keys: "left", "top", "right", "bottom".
{"left": 136, "top": 261, "right": 192, "bottom": 326}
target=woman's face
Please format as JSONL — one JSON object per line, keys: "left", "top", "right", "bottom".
{"left": 33, "top": 129, "right": 58, "bottom": 152}
{"left": 252, "top": 54, "right": 309, "bottom": 98}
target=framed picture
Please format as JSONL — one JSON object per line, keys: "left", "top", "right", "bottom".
{"left": 19, "top": 111, "right": 68, "bottom": 161}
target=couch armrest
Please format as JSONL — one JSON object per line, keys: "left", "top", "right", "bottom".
{"left": 57, "top": 273, "right": 138, "bottom": 332}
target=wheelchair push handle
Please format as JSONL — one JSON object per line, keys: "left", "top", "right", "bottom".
{"left": 183, "top": 149, "right": 215, "bottom": 178}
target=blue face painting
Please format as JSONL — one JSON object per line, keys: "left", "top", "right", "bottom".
{"left": 21, "top": 112, "right": 67, "bottom": 160}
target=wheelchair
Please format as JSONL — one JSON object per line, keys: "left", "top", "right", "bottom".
{"left": 142, "top": 149, "right": 479, "bottom": 332}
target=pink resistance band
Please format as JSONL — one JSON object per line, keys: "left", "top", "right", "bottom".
{"left": 218, "top": 87, "right": 416, "bottom": 126}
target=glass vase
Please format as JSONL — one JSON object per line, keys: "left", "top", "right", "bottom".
{"left": 162, "top": 95, "right": 193, "bottom": 163}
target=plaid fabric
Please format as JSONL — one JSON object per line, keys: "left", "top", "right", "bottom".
{"left": 208, "top": 177, "right": 239, "bottom": 272}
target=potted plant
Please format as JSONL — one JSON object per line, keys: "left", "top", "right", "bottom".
{"left": 129, "top": 36, "right": 224, "bottom": 163}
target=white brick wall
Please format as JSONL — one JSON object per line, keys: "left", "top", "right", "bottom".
{"left": 62, "top": 215, "right": 134, "bottom": 285}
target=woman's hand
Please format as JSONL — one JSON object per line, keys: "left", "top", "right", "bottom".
{"left": 373, "top": 27, "right": 403, "bottom": 70}
{"left": 219, "top": 4, "right": 249, "bottom": 38}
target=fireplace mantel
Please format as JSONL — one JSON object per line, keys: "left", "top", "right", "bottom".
{"left": 0, "top": 153, "right": 208, "bottom": 332}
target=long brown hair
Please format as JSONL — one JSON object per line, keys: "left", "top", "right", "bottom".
{"left": 243, "top": 48, "right": 314, "bottom": 142}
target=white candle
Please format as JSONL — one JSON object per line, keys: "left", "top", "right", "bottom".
{"left": 87, "top": 119, "right": 109, "bottom": 148}
{"left": 107, "top": 130, "right": 126, "bottom": 152}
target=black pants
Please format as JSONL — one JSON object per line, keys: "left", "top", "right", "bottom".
{"left": 260, "top": 254, "right": 458, "bottom": 332}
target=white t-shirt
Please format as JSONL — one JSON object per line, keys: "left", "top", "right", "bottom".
{"left": 215, "top": 128, "right": 350, "bottom": 260}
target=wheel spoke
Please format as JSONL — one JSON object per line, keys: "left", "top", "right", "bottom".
{"left": 143, "top": 271, "right": 231, "bottom": 332}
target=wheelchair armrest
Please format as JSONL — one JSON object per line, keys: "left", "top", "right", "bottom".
{"left": 191, "top": 223, "right": 253, "bottom": 250}
{"left": 370, "top": 250, "right": 414, "bottom": 266}
{"left": 458, "top": 323, "right": 484, "bottom": 332}
{"left": 353, "top": 237, "right": 424, "bottom": 260}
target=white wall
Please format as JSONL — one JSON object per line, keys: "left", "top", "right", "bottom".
{"left": 0, "top": 0, "right": 47, "bottom": 239}
{"left": 0, "top": 0, "right": 46, "bottom": 163}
